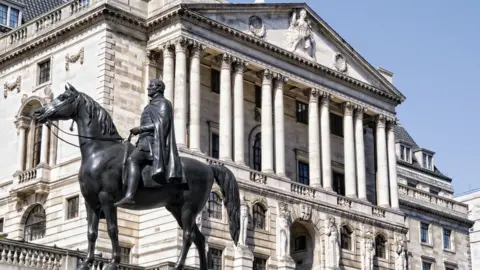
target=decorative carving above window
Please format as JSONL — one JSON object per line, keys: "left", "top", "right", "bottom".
{"left": 4, "top": 76, "right": 21, "bottom": 98}
{"left": 333, "top": 53, "right": 347, "bottom": 73}
{"left": 65, "top": 47, "right": 84, "bottom": 71}
{"left": 249, "top": 15, "right": 266, "bottom": 40}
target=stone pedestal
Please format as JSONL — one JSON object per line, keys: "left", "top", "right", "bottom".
{"left": 234, "top": 245, "right": 253, "bottom": 270}
{"left": 277, "top": 256, "right": 296, "bottom": 270}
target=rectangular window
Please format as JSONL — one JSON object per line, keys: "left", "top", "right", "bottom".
{"left": 67, "top": 196, "right": 79, "bottom": 220}
{"left": 400, "top": 145, "right": 411, "bottom": 162}
{"left": 253, "top": 257, "right": 267, "bottom": 270}
{"left": 443, "top": 228, "right": 451, "bottom": 250}
{"left": 330, "top": 113, "right": 343, "bottom": 137}
{"left": 211, "top": 69, "right": 220, "bottom": 93}
{"left": 0, "top": 218, "right": 4, "bottom": 232}
{"left": 423, "top": 153, "right": 433, "bottom": 170}
{"left": 297, "top": 161, "right": 309, "bottom": 185}
{"left": 207, "top": 248, "right": 222, "bottom": 270}
{"left": 420, "top": 222, "right": 429, "bottom": 244}
{"left": 422, "top": 262, "right": 432, "bottom": 270}
{"left": 38, "top": 59, "right": 51, "bottom": 85}
{"left": 255, "top": 85, "right": 262, "bottom": 108}
{"left": 120, "top": 246, "right": 131, "bottom": 264}
{"left": 32, "top": 124, "right": 43, "bottom": 167}
{"left": 211, "top": 133, "right": 219, "bottom": 159}
{"left": 333, "top": 171, "right": 345, "bottom": 196}
{"left": 296, "top": 101, "right": 308, "bottom": 124}
{"left": 9, "top": 8, "right": 19, "bottom": 28}
{"left": 0, "top": 4, "right": 7, "bottom": 25}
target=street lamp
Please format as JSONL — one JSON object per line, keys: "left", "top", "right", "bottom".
{"left": 0, "top": 233, "right": 8, "bottom": 239}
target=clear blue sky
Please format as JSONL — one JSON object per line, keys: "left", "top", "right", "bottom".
{"left": 232, "top": 0, "right": 480, "bottom": 194}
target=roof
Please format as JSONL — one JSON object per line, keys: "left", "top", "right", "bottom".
{"left": 18, "top": 0, "right": 66, "bottom": 22}
{"left": 395, "top": 124, "right": 452, "bottom": 182}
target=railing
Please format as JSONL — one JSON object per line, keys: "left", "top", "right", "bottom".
{"left": 1, "top": 0, "right": 100, "bottom": 53}
{"left": 0, "top": 239, "right": 64, "bottom": 270}
{"left": 398, "top": 184, "right": 468, "bottom": 214}
{"left": 18, "top": 168, "right": 38, "bottom": 184}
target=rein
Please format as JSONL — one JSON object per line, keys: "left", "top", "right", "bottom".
{"left": 46, "top": 120, "right": 127, "bottom": 148}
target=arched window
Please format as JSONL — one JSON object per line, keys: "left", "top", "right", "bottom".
{"left": 24, "top": 205, "right": 46, "bottom": 241}
{"left": 252, "top": 133, "right": 261, "bottom": 171}
{"left": 252, "top": 203, "right": 266, "bottom": 230}
{"left": 207, "top": 192, "right": 222, "bottom": 219}
{"left": 340, "top": 225, "right": 353, "bottom": 250}
{"left": 375, "top": 234, "right": 387, "bottom": 259}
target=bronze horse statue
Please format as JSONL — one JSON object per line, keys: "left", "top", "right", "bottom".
{"left": 33, "top": 84, "right": 240, "bottom": 270}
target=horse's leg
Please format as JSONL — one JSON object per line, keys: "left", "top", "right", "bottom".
{"left": 192, "top": 225, "right": 208, "bottom": 270}
{"left": 77, "top": 202, "right": 100, "bottom": 270}
{"left": 174, "top": 205, "right": 197, "bottom": 270}
{"left": 99, "top": 193, "right": 121, "bottom": 269}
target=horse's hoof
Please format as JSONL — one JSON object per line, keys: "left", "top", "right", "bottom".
{"left": 76, "top": 263, "right": 91, "bottom": 270}
{"left": 102, "top": 262, "right": 118, "bottom": 270}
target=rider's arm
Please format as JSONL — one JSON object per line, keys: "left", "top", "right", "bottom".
{"left": 139, "top": 124, "right": 154, "bottom": 133}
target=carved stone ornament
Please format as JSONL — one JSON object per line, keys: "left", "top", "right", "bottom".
{"left": 65, "top": 47, "right": 84, "bottom": 71}
{"left": 287, "top": 9, "right": 316, "bottom": 59}
{"left": 300, "top": 204, "right": 312, "bottom": 221}
{"left": 249, "top": 15, "right": 266, "bottom": 39}
{"left": 4, "top": 76, "right": 21, "bottom": 98}
{"left": 333, "top": 52, "right": 347, "bottom": 73}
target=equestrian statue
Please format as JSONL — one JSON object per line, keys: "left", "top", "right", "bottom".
{"left": 33, "top": 79, "right": 240, "bottom": 270}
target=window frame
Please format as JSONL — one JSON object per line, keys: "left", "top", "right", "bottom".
{"left": 66, "top": 195, "right": 80, "bottom": 220}
{"left": 423, "top": 153, "right": 433, "bottom": 170}
{"left": 340, "top": 225, "right": 353, "bottom": 251}
{"left": 375, "top": 234, "right": 387, "bottom": 259}
{"left": 207, "top": 192, "right": 223, "bottom": 220}
{"left": 443, "top": 228, "right": 454, "bottom": 251}
{"left": 420, "top": 222, "right": 431, "bottom": 245}
{"left": 400, "top": 144, "right": 412, "bottom": 162}
{"left": 8, "top": 7, "right": 19, "bottom": 28}
{"left": 253, "top": 256, "right": 267, "bottom": 270}
{"left": 37, "top": 58, "right": 52, "bottom": 86}
{"left": 332, "top": 169, "right": 345, "bottom": 196}
{"left": 207, "top": 121, "right": 219, "bottom": 159}
{"left": 252, "top": 203, "right": 267, "bottom": 230}
{"left": 252, "top": 132, "right": 261, "bottom": 171}
{"left": 24, "top": 205, "right": 46, "bottom": 242}
{"left": 207, "top": 246, "right": 223, "bottom": 270}
{"left": 119, "top": 246, "right": 131, "bottom": 264}
{"left": 210, "top": 68, "right": 220, "bottom": 94}
{"left": 330, "top": 112, "right": 343, "bottom": 137}
{"left": 295, "top": 100, "right": 308, "bottom": 124}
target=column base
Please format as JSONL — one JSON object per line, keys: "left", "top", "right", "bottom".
{"left": 378, "top": 203, "right": 390, "bottom": 208}
{"left": 190, "top": 148, "right": 204, "bottom": 155}
{"left": 359, "top": 197, "right": 370, "bottom": 203}
{"left": 177, "top": 143, "right": 188, "bottom": 150}
{"left": 346, "top": 194, "right": 358, "bottom": 199}
{"left": 261, "top": 169, "right": 274, "bottom": 174}
{"left": 235, "top": 161, "right": 247, "bottom": 167}
{"left": 234, "top": 245, "right": 253, "bottom": 270}
{"left": 219, "top": 157, "right": 233, "bottom": 163}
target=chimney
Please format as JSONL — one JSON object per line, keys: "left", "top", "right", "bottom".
{"left": 377, "top": 67, "right": 393, "bottom": 84}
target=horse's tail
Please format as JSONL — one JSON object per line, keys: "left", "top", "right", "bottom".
{"left": 210, "top": 165, "right": 240, "bottom": 245}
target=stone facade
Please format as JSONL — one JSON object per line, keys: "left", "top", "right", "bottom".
{"left": 0, "top": 0, "right": 472, "bottom": 270}
{"left": 456, "top": 190, "right": 480, "bottom": 270}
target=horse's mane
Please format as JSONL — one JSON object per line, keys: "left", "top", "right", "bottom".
{"left": 77, "top": 92, "right": 119, "bottom": 137}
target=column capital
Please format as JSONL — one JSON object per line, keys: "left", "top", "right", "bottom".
{"left": 14, "top": 116, "right": 31, "bottom": 129}
{"left": 174, "top": 37, "right": 189, "bottom": 53}
{"left": 376, "top": 114, "right": 386, "bottom": 128}
{"left": 319, "top": 91, "right": 331, "bottom": 106}
{"left": 190, "top": 41, "right": 205, "bottom": 58}
{"left": 304, "top": 88, "right": 320, "bottom": 103}
{"left": 233, "top": 59, "right": 248, "bottom": 74}
{"left": 342, "top": 101, "right": 354, "bottom": 116}
{"left": 273, "top": 73, "right": 288, "bottom": 89}
{"left": 215, "top": 54, "right": 233, "bottom": 70}
{"left": 386, "top": 117, "right": 398, "bottom": 131}
{"left": 160, "top": 42, "right": 175, "bottom": 58}
{"left": 146, "top": 50, "right": 161, "bottom": 67}
{"left": 257, "top": 69, "right": 274, "bottom": 85}
{"left": 354, "top": 105, "right": 367, "bottom": 119}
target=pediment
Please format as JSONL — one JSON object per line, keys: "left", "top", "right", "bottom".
{"left": 187, "top": 3, "right": 405, "bottom": 101}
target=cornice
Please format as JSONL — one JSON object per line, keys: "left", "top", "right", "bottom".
{"left": 400, "top": 199, "right": 473, "bottom": 227}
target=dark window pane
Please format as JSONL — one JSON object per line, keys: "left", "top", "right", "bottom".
{"left": 211, "top": 133, "right": 219, "bottom": 159}
{"left": 211, "top": 69, "right": 220, "bottom": 93}
{"left": 67, "top": 196, "right": 79, "bottom": 220}
{"left": 253, "top": 204, "right": 266, "bottom": 230}
{"left": 341, "top": 226, "right": 352, "bottom": 250}
{"left": 24, "top": 205, "right": 46, "bottom": 241}
{"left": 421, "top": 222, "right": 429, "bottom": 243}
{"left": 120, "top": 246, "right": 131, "bottom": 264}
{"left": 294, "top": 236, "right": 307, "bottom": 251}
{"left": 9, "top": 8, "right": 19, "bottom": 27}
{"left": 255, "top": 85, "right": 262, "bottom": 108}
{"left": 0, "top": 218, "right": 4, "bottom": 232}
{"left": 296, "top": 101, "right": 308, "bottom": 124}
{"left": 333, "top": 171, "right": 345, "bottom": 196}
{"left": 0, "top": 4, "right": 7, "bottom": 25}
{"left": 298, "top": 161, "right": 309, "bottom": 185}
{"left": 208, "top": 193, "right": 222, "bottom": 219}
{"left": 38, "top": 60, "right": 51, "bottom": 85}
{"left": 253, "top": 257, "right": 267, "bottom": 270}
{"left": 253, "top": 133, "right": 261, "bottom": 171}
{"left": 330, "top": 113, "right": 343, "bottom": 137}
{"left": 32, "top": 124, "right": 43, "bottom": 167}
{"left": 375, "top": 235, "right": 386, "bottom": 259}
{"left": 443, "top": 228, "right": 451, "bottom": 249}
{"left": 207, "top": 248, "right": 222, "bottom": 270}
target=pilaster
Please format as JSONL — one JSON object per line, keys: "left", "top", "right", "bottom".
{"left": 173, "top": 37, "right": 189, "bottom": 148}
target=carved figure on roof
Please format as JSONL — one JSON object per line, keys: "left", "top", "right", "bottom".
{"left": 287, "top": 9, "right": 316, "bottom": 59}
{"left": 249, "top": 15, "right": 266, "bottom": 40}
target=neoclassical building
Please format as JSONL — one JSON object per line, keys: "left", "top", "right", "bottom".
{"left": 0, "top": 0, "right": 472, "bottom": 269}
{"left": 456, "top": 190, "right": 480, "bottom": 270}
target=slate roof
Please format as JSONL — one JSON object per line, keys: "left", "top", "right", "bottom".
{"left": 395, "top": 124, "right": 452, "bottom": 182}
{"left": 17, "top": 0, "right": 66, "bottom": 22}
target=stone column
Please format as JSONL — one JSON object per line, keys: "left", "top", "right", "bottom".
{"left": 308, "top": 88, "right": 321, "bottom": 188}
{"left": 343, "top": 102, "right": 356, "bottom": 198}
{"left": 144, "top": 51, "right": 159, "bottom": 106}
{"left": 355, "top": 106, "right": 368, "bottom": 201}
{"left": 162, "top": 43, "right": 175, "bottom": 103}
{"left": 173, "top": 38, "right": 188, "bottom": 148}
{"left": 39, "top": 124, "right": 50, "bottom": 166}
{"left": 233, "top": 59, "right": 247, "bottom": 165}
{"left": 320, "top": 92, "right": 332, "bottom": 191}
{"left": 260, "top": 70, "right": 274, "bottom": 173}
{"left": 14, "top": 117, "right": 30, "bottom": 172}
{"left": 376, "top": 115, "right": 390, "bottom": 207}
{"left": 387, "top": 119, "right": 400, "bottom": 209}
{"left": 274, "top": 74, "right": 288, "bottom": 177}
{"left": 189, "top": 42, "right": 204, "bottom": 153}
{"left": 218, "top": 54, "right": 233, "bottom": 161}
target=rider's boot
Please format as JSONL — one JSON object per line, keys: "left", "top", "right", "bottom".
{"left": 114, "top": 163, "right": 139, "bottom": 207}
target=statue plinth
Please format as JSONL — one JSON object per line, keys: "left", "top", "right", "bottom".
{"left": 234, "top": 245, "right": 253, "bottom": 270}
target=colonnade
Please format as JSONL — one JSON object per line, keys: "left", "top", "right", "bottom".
{"left": 145, "top": 37, "right": 399, "bottom": 209}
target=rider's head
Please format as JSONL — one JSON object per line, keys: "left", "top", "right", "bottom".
{"left": 148, "top": 78, "right": 165, "bottom": 97}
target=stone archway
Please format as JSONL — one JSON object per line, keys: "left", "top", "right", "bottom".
{"left": 290, "top": 220, "right": 315, "bottom": 270}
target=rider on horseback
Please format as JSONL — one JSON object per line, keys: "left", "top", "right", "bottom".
{"left": 114, "top": 78, "right": 184, "bottom": 207}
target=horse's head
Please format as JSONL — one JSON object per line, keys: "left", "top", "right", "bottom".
{"left": 33, "top": 83, "right": 80, "bottom": 124}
